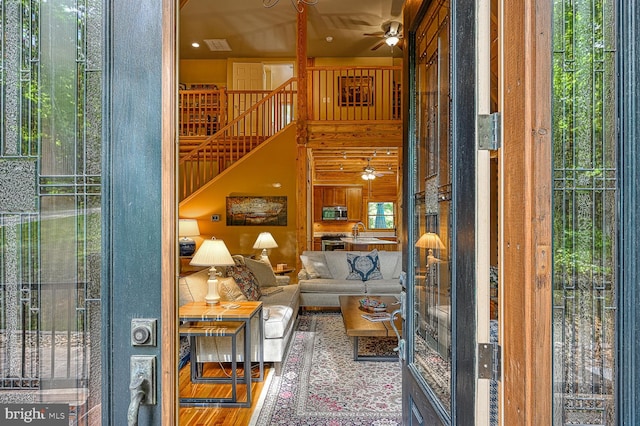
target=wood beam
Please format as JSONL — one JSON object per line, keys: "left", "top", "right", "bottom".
{"left": 296, "top": 5, "right": 309, "bottom": 257}
{"left": 501, "top": 0, "right": 552, "bottom": 423}
{"left": 296, "top": 5, "right": 308, "bottom": 144}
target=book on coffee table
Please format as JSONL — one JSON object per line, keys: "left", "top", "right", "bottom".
{"left": 361, "top": 312, "right": 392, "bottom": 322}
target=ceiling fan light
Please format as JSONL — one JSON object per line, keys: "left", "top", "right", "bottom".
{"left": 361, "top": 171, "right": 376, "bottom": 180}
{"left": 385, "top": 36, "right": 400, "bottom": 47}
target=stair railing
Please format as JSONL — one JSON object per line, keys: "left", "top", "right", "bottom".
{"left": 179, "top": 78, "right": 297, "bottom": 200}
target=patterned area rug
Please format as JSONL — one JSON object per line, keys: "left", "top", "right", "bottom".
{"left": 253, "top": 312, "right": 402, "bottom": 425}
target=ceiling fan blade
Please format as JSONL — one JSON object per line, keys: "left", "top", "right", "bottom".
{"left": 363, "top": 31, "right": 385, "bottom": 37}
{"left": 371, "top": 40, "right": 386, "bottom": 51}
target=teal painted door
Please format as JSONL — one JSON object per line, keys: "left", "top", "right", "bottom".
{"left": 103, "top": 1, "right": 168, "bottom": 424}
{"left": 0, "top": 0, "right": 169, "bottom": 424}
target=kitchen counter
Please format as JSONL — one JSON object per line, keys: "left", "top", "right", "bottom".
{"left": 340, "top": 237, "right": 399, "bottom": 245}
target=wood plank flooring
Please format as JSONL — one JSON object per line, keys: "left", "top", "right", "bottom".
{"left": 178, "top": 362, "right": 272, "bottom": 425}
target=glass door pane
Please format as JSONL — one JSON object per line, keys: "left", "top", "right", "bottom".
{"left": 412, "top": 3, "right": 452, "bottom": 414}
{"left": 551, "top": 0, "right": 617, "bottom": 422}
{"left": 0, "top": 0, "right": 103, "bottom": 423}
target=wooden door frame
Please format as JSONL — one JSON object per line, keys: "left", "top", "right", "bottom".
{"left": 161, "top": 0, "right": 178, "bottom": 423}
{"left": 500, "top": 0, "right": 552, "bottom": 423}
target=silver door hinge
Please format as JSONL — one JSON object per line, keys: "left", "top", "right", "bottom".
{"left": 478, "top": 342, "right": 501, "bottom": 381}
{"left": 478, "top": 112, "right": 501, "bottom": 150}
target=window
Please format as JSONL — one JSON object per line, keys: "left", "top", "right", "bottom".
{"left": 367, "top": 202, "right": 395, "bottom": 229}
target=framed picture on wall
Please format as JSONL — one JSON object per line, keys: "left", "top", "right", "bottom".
{"left": 338, "top": 76, "right": 374, "bottom": 106}
{"left": 226, "top": 196, "right": 287, "bottom": 226}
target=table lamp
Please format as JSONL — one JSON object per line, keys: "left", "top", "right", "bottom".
{"left": 253, "top": 232, "right": 278, "bottom": 266}
{"left": 415, "top": 232, "right": 445, "bottom": 265}
{"left": 189, "top": 238, "right": 235, "bottom": 304}
{"left": 178, "top": 219, "right": 200, "bottom": 256}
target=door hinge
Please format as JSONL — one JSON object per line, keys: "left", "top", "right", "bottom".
{"left": 478, "top": 342, "right": 501, "bottom": 381}
{"left": 478, "top": 112, "right": 501, "bottom": 150}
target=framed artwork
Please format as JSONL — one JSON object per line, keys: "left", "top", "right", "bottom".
{"left": 226, "top": 196, "right": 287, "bottom": 226}
{"left": 338, "top": 76, "right": 374, "bottom": 106}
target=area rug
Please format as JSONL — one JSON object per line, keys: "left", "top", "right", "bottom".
{"left": 252, "top": 312, "right": 402, "bottom": 425}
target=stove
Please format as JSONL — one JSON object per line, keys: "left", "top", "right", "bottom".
{"left": 320, "top": 235, "right": 347, "bottom": 251}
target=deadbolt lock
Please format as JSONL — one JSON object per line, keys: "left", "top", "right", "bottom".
{"left": 131, "top": 318, "right": 157, "bottom": 346}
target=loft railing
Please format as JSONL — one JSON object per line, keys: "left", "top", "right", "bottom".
{"left": 179, "top": 78, "right": 297, "bottom": 200}
{"left": 177, "top": 66, "right": 401, "bottom": 199}
{"left": 307, "top": 66, "right": 402, "bottom": 121}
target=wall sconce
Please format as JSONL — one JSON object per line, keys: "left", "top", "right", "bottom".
{"left": 253, "top": 232, "right": 278, "bottom": 266}
{"left": 189, "top": 238, "right": 235, "bottom": 304}
{"left": 178, "top": 219, "right": 200, "bottom": 256}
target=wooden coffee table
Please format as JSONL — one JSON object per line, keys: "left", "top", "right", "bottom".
{"left": 339, "top": 295, "right": 402, "bottom": 361}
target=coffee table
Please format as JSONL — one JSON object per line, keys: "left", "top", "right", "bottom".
{"left": 338, "top": 295, "right": 402, "bottom": 361}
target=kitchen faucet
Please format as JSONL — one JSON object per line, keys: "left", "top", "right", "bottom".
{"left": 352, "top": 222, "right": 366, "bottom": 239}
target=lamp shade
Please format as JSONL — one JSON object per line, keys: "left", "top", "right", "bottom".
{"left": 253, "top": 232, "right": 278, "bottom": 250}
{"left": 178, "top": 219, "right": 200, "bottom": 237}
{"left": 190, "top": 239, "right": 235, "bottom": 267}
{"left": 415, "top": 232, "right": 445, "bottom": 249}
{"left": 178, "top": 219, "right": 200, "bottom": 256}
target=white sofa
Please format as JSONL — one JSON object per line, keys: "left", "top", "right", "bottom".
{"left": 297, "top": 250, "right": 403, "bottom": 307}
{"left": 179, "top": 256, "right": 300, "bottom": 375}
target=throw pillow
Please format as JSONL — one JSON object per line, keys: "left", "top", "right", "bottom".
{"left": 300, "top": 253, "right": 333, "bottom": 279}
{"left": 218, "top": 277, "right": 248, "bottom": 302}
{"left": 346, "top": 249, "right": 384, "bottom": 281}
{"left": 244, "top": 257, "right": 278, "bottom": 287}
{"left": 227, "top": 265, "right": 262, "bottom": 301}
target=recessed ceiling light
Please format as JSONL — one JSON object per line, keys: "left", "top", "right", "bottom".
{"left": 272, "top": 182, "right": 282, "bottom": 188}
{"left": 191, "top": 42, "right": 200, "bottom": 48}
{"left": 325, "top": 36, "right": 333, "bottom": 43}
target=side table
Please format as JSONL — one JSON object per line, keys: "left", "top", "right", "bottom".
{"left": 178, "top": 301, "right": 263, "bottom": 407}
{"left": 273, "top": 267, "right": 294, "bottom": 276}
{"left": 179, "top": 321, "right": 244, "bottom": 402}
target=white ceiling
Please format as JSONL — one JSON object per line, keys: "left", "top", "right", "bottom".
{"left": 179, "top": 0, "right": 405, "bottom": 60}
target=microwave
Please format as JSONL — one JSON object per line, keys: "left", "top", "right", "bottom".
{"left": 322, "top": 206, "right": 348, "bottom": 221}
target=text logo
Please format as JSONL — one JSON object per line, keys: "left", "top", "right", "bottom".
{"left": 0, "top": 404, "right": 68, "bottom": 425}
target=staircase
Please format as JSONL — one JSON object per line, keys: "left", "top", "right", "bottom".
{"left": 179, "top": 78, "right": 297, "bottom": 200}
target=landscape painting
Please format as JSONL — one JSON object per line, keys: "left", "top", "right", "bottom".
{"left": 226, "top": 196, "right": 287, "bottom": 226}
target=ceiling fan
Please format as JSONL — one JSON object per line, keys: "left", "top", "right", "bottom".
{"left": 364, "top": 21, "right": 404, "bottom": 51}
{"left": 361, "top": 159, "right": 393, "bottom": 180}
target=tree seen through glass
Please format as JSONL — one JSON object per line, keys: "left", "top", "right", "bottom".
{"left": 367, "top": 202, "right": 394, "bottom": 229}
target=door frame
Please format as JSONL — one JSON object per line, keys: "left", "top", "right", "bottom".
{"left": 617, "top": 0, "right": 640, "bottom": 422}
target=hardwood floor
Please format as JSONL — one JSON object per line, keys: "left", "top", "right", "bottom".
{"left": 178, "top": 361, "right": 272, "bottom": 425}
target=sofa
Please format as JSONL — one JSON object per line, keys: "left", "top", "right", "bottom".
{"left": 296, "top": 249, "right": 403, "bottom": 307}
{"left": 178, "top": 255, "right": 300, "bottom": 375}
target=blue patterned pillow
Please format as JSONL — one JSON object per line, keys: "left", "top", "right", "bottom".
{"left": 346, "top": 250, "right": 384, "bottom": 281}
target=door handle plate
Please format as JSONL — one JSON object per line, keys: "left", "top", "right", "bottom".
{"left": 130, "top": 355, "right": 156, "bottom": 405}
